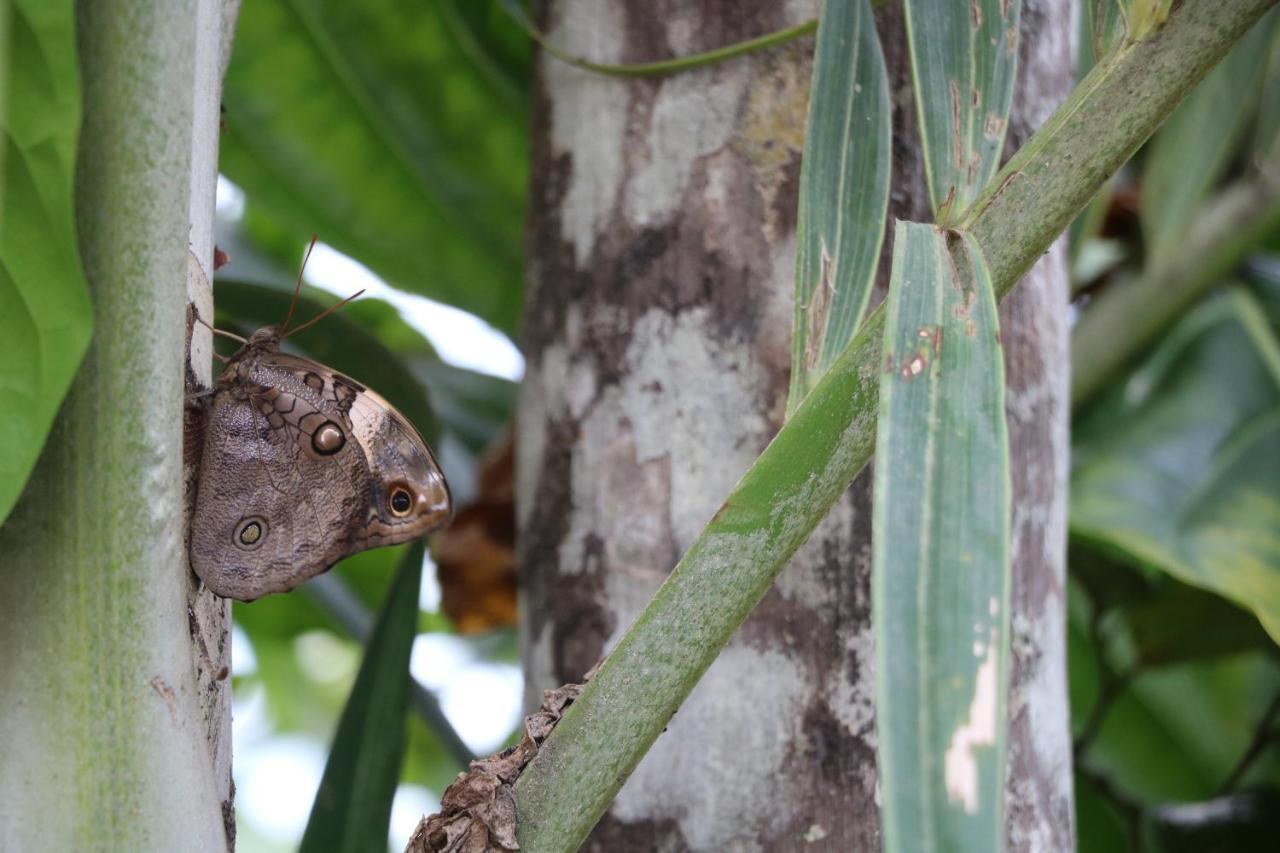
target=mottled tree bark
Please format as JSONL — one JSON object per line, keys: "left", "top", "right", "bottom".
{"left": 518, "top": 1, "right": 1073, "bottom": 850}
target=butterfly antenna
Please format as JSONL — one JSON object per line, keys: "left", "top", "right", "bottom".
{"left": 279, "top": 234, "right": 318, "bottom": 335}
{"left": 196, "top": 314, "right": 248, "bottom": 344}
{"left": 279, "top": 288, "right": 365, "bottom": 341}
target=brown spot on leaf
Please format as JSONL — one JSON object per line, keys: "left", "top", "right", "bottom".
{"left": 919, "top": 324, "right": 943, "bottom": 357}
{"left": 804, "top": 241, "right": 837, "bottom": 371}
{"left": 983, "top": 113, "right": 1005, "bottom": 141}
{"left": 970, "top": 0, "right": 983, "bottom": 29}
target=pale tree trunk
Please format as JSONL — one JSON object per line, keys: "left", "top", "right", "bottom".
{"left": 518, "top": 1, "right": 1073, "bottom": 850}
{"left": 0, "top": 2, "right": 239, "bottom": 849}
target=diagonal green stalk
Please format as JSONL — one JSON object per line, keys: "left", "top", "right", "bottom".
{"left": 512, "top": 2, "right": 1279, "bottom": 850}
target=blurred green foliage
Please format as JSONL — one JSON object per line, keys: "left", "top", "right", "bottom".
{"left": 1068, "top": 12, "right": 1280, "bottom": 848}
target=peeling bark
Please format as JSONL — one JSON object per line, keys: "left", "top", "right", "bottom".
{"left": 519, "top": 1, "right": 1073, "bottom": 849}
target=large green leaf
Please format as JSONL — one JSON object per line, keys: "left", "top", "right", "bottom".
{"left": 786, "top": 0, "right": 890, "bottom": 416}
{"left": 1141, "top": 11, "right": 1276, "bottom": 257}
{"left": 903, "top": 0, "right": 1021, "bottom": 223}
{"left": 1072, "top": 296, "right": 1280, "bottom": 642}
{"left": 220, "top": 0, "right": 527, "bottom": 332}
{"left": 0, "top": 0, "right": 92, "bottom": 523}
{"left": 299, "top": 539, "right": 423, "bottom": 853}
{"left": 874, "top": 223, "right": 1010, "bottom": 853}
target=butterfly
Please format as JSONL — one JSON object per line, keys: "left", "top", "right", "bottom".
{"left": 189, "top": 240, "right": 452, "bottom": 601}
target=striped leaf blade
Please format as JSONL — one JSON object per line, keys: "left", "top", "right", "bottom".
{"left": 904, "top": 0, "right": 1021, "bottom": 223}
{"left": 787, "top": 0, "right": 890, "bottom": 416}
{"left": 873, "top": 222, "right": 1011, "bottom": 853}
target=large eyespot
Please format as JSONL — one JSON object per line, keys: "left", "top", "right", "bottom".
{"left": 311, "top": 421, "right": 345, "bottom": 455}
{"left": 389, "top": 486, "right": 413, "bottom": 517}
{"left": 234, "top": 516, "right": 267, "bottom": 551}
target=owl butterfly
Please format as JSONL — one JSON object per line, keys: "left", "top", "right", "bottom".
{"left": 190, "top": 241, "right": 452, "bottom": 601}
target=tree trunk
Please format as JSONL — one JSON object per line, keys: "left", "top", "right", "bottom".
{"left": 518, "top": 1, "right": 1073, "bottom": 849}
{"left": 0, "top": 2, "right": 238, "bottom": 849}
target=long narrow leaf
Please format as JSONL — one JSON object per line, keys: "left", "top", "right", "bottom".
{"left": 904, "top": 0, "right": 1021, "bottom": 223}
{"left": 0, "top": 0, "right": 92, "bottom": 523}
{"left": 787, "top": 0, "right": 890, "bottom": 415}
{"left": 874, "top": 222, "right": 1010, "bottom": 853}
{"left": 300, "top": 540, "right": 425, "bottom": 853}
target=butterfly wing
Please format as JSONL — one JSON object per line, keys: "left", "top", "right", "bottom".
{"left": 190, "top": 349, "right": 451, "bottom": 601}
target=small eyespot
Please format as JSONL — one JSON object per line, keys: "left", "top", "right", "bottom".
{"left": 234, "top": 517, "right": 267, "bottom": 550}
{"left": 312, "top": 421, "right": 345, "bottom": 455}
{"left": 389, "top": 487, "right": 413, "bottom": 516}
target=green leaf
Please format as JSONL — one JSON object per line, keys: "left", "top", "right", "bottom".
{"left": 1141, "top": 11, "right": 1276, "bottom": 257}
{"left": 0, "top": 0, "right": 92, "bottom": 524}
{"left": 786, "top": 0, "right": 890, "bottom": 416}
{"left": 874, "top": 223, "right": 1010, "bottom": 853}
{"left": 904, "top": 0, "right": 1021, "bottom": 223}
{"left": 300, "top": 539, "right": 423, "bottom": 853}
{"left": 220, "top": 0, "right": 527, "bottom": 332}
{"left": 1120, "top": 581, "right": 1272, "bottom": 667}
{"left": 1072, "top": 297, "right": 1280, "bottom": 642}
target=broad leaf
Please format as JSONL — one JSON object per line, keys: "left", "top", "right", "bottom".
{"left": 221, "top": 0, "right": 528, "bottom": 332}
{"left": 786, "top": 0, "right": 890, "bottom": 415}
{"left": 904, "top": 0, "right": 1021, "bottom": 222}
{"left": 0, "top": 0, "right": 92, "bottom": 523}
{"left": 299, "top": 540, "right": 424, "bottom": 853}
{"left": 1072, "top": 296, "right": 1280, "bottom": 642}
{"left": 1141, "top": 11, "right": 1276, "bottom": 257}
{"left": 874, "top": 223, "right": 1010, "bottom": 853}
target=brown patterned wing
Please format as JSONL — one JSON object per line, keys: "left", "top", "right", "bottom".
{"left": 190, "top": 350, "right": 451, "bottom": 601}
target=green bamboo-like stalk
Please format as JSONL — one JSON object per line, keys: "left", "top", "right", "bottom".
{"left": 512, "top": 2, "right": 1279, "bottom": 849}
{"left": 0, "top": 1, "right": 230, "bottom": 848}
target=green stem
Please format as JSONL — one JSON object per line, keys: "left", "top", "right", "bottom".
{"left": 502, "top": 0, "right": 817, "bottom": 77}
{"left": 1072, "top": 159, "right": 1280, "bottom": 405}
{"left": 513, "top": 1, "right": 1279, "bottom": 849}
{"left": 0, "top": 0, "right": 230, "bottom": 848}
